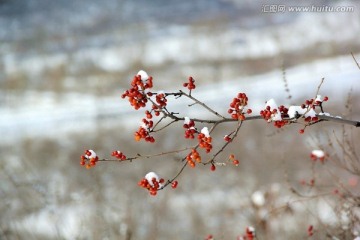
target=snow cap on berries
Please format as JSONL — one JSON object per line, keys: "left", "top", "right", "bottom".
{"left": 145, "top": 172, "right": 162, "bottom": 188}
{"left": 85, "top": 149, "right": 97, "bottom": 159}
{"left": 184, "top": 116, "right": 190, "bottom": 125}
{"left": 265, "top": 99, "right": 282, "bottom": 121}
{"left": 137, "top": 70, "right": 149, "bottom": 81}
{"left": 288, "top": 106, "right": 317, "bottom": 118}
{"left": 311, "top": 150, "right": 325, "bottom": 158}
{"left": 201, "top": 127, "right": 210, "bottom": 137}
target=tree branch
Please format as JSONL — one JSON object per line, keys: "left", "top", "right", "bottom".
{"left": 317, "top": 114, "right": 360, "bottom": 127}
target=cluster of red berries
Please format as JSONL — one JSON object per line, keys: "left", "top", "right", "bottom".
{"left": 260, "top": 105, "right": 289, "bottom": 128}
{"left": 151, "top": 104, "right": 161, "bottom": 117}
{"left": 228, "top": 93, "right": 251, "bottom": 120}
{"left": 138, "top": 177, "right": 164, "bottom": 196}
{"left": 307, "top": 225, "right": 314, "bottom": 236}
{"left": 121, "top": 73, "right": 153, "bottom": 110}
{"left": 111, "top": 150, "right": 126, "bottom": 160}
{"left": 304, "top": 116, "right": 319, "bottom": 123}
{"left": 183, "top": 76, "right": 196, "bottom": 90}
{"left": 300, "top": 178, "right": 315, "bottom": 187}
{"left": 145, "top": 110, "right": 153, "bottom": 119}
{"left": 204, "top": 234, "right": 214, "bottom": 240}
{"left": 138, "top": 172, "right": 164, "bottom": 196}
{"left": 237, "top": 227, "right": 256, "bottom": 240}
{"left": 186, "top": 149, "right": 201, "bottom": 168}
{"left": 223, "top": 134, "right": 232, "bottom": 142}
{"left": 80, "top": 149, "right": 99, "bottom": 169}
{"left": 134, "top": 126, "right": 155, "bottom": 142}
{"left": 198, "top": 132, "right": 212, "bottom": 153}
{"left": 302, "top": 95, "right": 328, "bottom": 109}
{"left": 229, "top": 154, "right": 239, "bottom": 166}
{"left": 138, "top": 172, "right": 178, "bottom": 196}
{"left": 183, "top": 118, "right": 197, "bottom": 139}
{"left": 310, "top": 151, "right": 326, "bottom": 163}
{"left": 171, "top": 181, "right": 178, "bottom": 189}
{"left": 154, "top": 92, "right": 167, "bottom": 109}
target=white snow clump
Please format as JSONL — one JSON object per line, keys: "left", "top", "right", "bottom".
{"left": 251, "top": 191, "right": 265, "bottom": 207}
{"left": 184, "top": 116, "right": 190, "bottom": 125}
{"left": 265, "top": 99, "right": 282, "bottom": 121}
{"left": 288, "top": 106, "right": 317, "bottom": 118}
{"left": 145, "top": 172, "right": 162, "bottom": 188}
{"left": 137, "top": 70, "right": 149, "bottom": 81}
{"left": 201, "top": 127, "right": 210, "bottom": 137}
{"left": 311, "top": 150, "right": 325, "bottom": 158}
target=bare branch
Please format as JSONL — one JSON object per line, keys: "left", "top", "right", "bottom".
{"left": 205, "top": 120, "right": 243, "bottom": 165}
{"left": 99, "top": 147, "right": 191, "bottom": 162}
{"left": 317, "top": 114, "right": 360, "bottom": 127}
{"left": 351, "top": 52, "right": 360, "bottom": 70}
{"left": 179, "top": 90, "right": 226, "bottom": 119}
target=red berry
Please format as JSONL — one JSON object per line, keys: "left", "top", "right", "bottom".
{"left": 323, "top": 96, "right": 328, "bottom": 101}
{"left": 299, "top": 129, "right": 305, "bottom": 134}
{"left": 210, "top": 164, "right": 216, "bottom": 171}
{"left": 171, "top": 181, "right": 178, "bottom": 189}
{"left": 246, "top": 109, "right": 252, "bottom": 114}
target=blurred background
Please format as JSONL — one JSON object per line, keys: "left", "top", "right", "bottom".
{"left": 1, "top": 0, "right": 360, "bottom": 239}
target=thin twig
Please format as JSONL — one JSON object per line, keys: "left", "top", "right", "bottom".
{"left": 180, "top": 90, "right": 226, "bottom": 119}
{"left": 151, "top": 116, "right": 166, "bottom": 131}
{"left": 205, "top": 121, "right": 243, "bottom": 164}
{"left": 351, "top": 52, "right": 360, "bottom": 70}
{"left": 161, "top": 161, "right": 189, "bottom": 189}
{"left": 99, "top": 147, "right": 191, "bottom": 162}
{"left": 151, "top": 119, "right": 179, "bottom": 132}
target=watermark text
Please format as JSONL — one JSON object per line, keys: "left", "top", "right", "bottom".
{"left": 261, "top": 5, "right": 354, "bottom": 13}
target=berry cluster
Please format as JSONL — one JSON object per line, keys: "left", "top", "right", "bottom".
{"left": 260, "top": 104, "right": 289, "bottom": 128}
{"left": 183, "top": 117, "right": 197, "bottom": 139}
{"left": 198, "top": 127, "right": 212, "bottom": 153}
{"left": 310, "top": 150, "right": 326, "bottom": 163}
{"left": 121, "top": 71, "right": 153, "bottom": 110}
{"left": 204, "top": 234, "right": 214, "bottom": 240}
{"left": 303, "top": 95, "right": 328, "bottom": 109}
{"left": 171, "top": 181, "right": 178, "bottom": 189}
{"left": 186, "top": 149, "right": 202, "bottom": 168}
{"left": 145, "top": 110, "right": 153, "bottom": 119}
{"left": 138, "top": 172, "right": 164, "bottom": 196}
{"left": 237, "top": 226, "right": 256, "bottom": 240}
{"left": 300, "top": 178, "right": 315, "bottom": 187}
{"left": 228, "top": 93, "right": 251, "bottom": 120}
{"left": 151, "top": 104, "right": 161, "bottom": 117}
{"left": 223, "top": 134, "right": 232, "bottom": 142}
{"left": 307, "top": 225, "right": 314, "bottom": 236}
{"left": 111, "top": 150, "right": 127, "bottom": 160}
{"left": 134, "top": 125, "right": 155, "bottom": 142}
{"left": 155, "top": 92, "right": 167, "bottom": 108}
{"left": 229, "top": 154, "right": 239, "bottom": 166}
{"left": 183, "top": 76, "right": 196, "bottom": 90}
{"left": 80, "top": 149, "right": 99, "bottom": 169}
